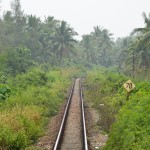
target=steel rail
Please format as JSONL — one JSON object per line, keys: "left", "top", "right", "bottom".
{"left": 53, "top": 80, "right": 75, "bottom": 150}
{"left": 53, "top": 78, "right": 88, "bottom": 150}
{"left": 80, "top": 79, "right": 88, "bottom": 150}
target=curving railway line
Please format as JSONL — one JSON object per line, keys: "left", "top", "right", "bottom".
{"left": 53, "top": 78, "right": 88, "bottom": 150}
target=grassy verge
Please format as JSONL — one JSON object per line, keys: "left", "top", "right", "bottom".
{"left": 0, "top": 67, "right": 84, "bottom": 149}
{"left": 84, "top": 67, "right": 150, "bottom": 150}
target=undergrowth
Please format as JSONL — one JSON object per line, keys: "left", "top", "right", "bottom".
{"left": 85, "top": 67, "right": 150, "bottom": 150}
{"left": 0, "top": 67, "right": 84, "bottom": 149}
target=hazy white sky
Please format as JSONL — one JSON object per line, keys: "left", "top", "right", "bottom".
{"left": 1, "top": 0, "right": 150, "bottom": 39}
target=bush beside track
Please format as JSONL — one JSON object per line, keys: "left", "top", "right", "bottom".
{"left": 84, "top": 68, "right": 150, "bottom": 150}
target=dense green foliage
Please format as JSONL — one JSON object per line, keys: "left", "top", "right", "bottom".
{"left": 0, "top": 84, "right": 11, "bottom": 100}
{"left": 0, "top": 0, "right": 116, "bottom": 74}
{"left": 84, "top": 68, "right": 150, "bottom": 150}
{"left": 0, "top": 1, "right": 149, "bottom": 75}
{"left": 104, "top": 81, "right": 150, "bottom": 150}
{"left": 0, "top": 67, "right": 79, "bottom": 149}
{"left": 116, "top": 13, "right": 150, "bottom": 78}
{"left": 85, "top": 68, "right": 128, "bottom": 132}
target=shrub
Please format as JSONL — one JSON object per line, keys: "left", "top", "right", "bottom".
{"left": 0, "top": 106, "right": 42, "bottom": 149}
{"left": 85, "top": 69, "right": 127, "bottom": 132}
{"left": 0, "top": 67, "right": 80, "bottom": 149}
{"left": 0, "top": 84, "right": 11, "bottom": 100}
{"left": 103, "top": 82, "right": 150, "bottom": 150}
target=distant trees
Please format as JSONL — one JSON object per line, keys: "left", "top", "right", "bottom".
{"left": 0, "top": 0, "right": 118, "bottom": 72}
{"left": 131, "top": 12, "right": 150, "bottom": 72}
{"left": 117, "top": 12, "right": 150, "bottom": 77}
{"left": 92, "top": 26, "right": 114, "bottom": 66}
{"left": 0, "top": 0, "right": 78, "bottom": 74}
{"left": 11, "top": 0, "right": 26, "bottom": 46}
{"left": 5, "top": 46, "right": 32, "bottom": 75}
{"left": 79, "top": 26, "right": 114, "bottom": 67}
{"left": 39, "top": 16, "right": 58, "bottom": 64}
{"left": 115, "top": 36, "right": 134, "bottom": 75}
{"left": 50, "top": 21, "right": 78, "bottom": 64}
{"left": 26, "top": 15, "right": 42, "bottom": 59}
{"left": 0, "top": 0, "right": 149, "bottom": 78}
{"left": 81, "top": 35, "right": 95, "bottom": 64}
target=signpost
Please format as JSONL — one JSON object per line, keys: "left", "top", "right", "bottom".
{"left": 123, "top": 79, "right": 135, "bottom": 100}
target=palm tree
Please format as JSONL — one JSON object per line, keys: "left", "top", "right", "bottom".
{"left": 115, "top": 14, "right": 150, "bottom": 76}
{"left": 81, "top": 35, "right": 96, "bottom": 64}
{"left": 26, "top": 15, "right": 42, "bottom": 58}
{"left": 50, "top": 21, "right": 78, "bottom": 64}
{"left": 11, "top": 0, "right": 26, "bottom": 46}
{"left": 115, "top": 37, "right": 134, "bottom": 74}
{"left": 38, "top": 16, "right": 58, "bottom": 64}
{"left": 132, "top": 12, "right": 150, "bottom": 35}
{"left": 131, "top": 12, "right": 150, "bottom": 72}
{"left": 92, "top": 26, "right": 114, "bottom": 66}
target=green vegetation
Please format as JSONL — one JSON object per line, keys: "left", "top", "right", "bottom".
{"left": 0, "top": 67, "right": 79, "bottom": 149}
{"left": 85, "top": 68, "right": 128, "bottom": 132}
{"left": 84, "top": 68, "right": 150, "bottom": 150}
{"left": 0, "top": 0, "right": 150, "bottom": 149}
{"left": 104, "top": 83, "right": 150, "bottom": 150}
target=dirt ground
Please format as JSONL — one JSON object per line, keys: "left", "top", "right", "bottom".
{"left": 84, "top": 101, "right": 108, "bottom": 150}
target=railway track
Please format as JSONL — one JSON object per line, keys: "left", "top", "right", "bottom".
{"left": 53, "top": 78, "right": 88, "bottom": 150}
